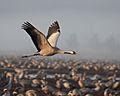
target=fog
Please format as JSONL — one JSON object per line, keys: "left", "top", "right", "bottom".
{"left": 0, "top": 0, "right": 120, "bottom": 59}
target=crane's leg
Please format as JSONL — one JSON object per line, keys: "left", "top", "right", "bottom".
{"left": 22, "top": 53, "right": 39, "bottom": 58}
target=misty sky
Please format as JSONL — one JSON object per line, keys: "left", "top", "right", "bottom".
{"left": 0, "top": 0, "right": 120, "bottom": 59}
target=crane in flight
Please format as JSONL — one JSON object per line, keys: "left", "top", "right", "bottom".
{"left": 21, "top": 21, "right": 76, "bottom": 58}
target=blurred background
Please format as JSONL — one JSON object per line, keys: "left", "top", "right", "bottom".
{"left": 0, "top": 0, "right": 120, "bottom": 59}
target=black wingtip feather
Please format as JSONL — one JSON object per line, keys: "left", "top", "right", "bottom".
{"left": 21, "top": 21, "right": 34, "bottom": 30}
{"left": 50, "top": 20, "right": 60, "bottom": 29}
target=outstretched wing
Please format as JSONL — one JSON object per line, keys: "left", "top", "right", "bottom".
{"left": 21, "top": 21, "right": 52, "bottom": 52}
{"left": 47, "top": 21, "right": 60, "bottom": 47}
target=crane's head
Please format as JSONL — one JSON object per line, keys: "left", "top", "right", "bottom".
{"left": 64, "top": 50, "right": 76, "bottom": 55}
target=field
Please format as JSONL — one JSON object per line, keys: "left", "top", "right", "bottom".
{"left": 0, "top": 56, "right": 120, "bottom": 96}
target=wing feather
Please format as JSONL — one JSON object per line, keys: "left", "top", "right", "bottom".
{"left": 47, "top": 21, "right": 60, "bottom": 47}
{"left": 21, "top": 21, "right": 52, "bottom": 51}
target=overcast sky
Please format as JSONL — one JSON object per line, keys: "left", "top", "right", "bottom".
{"left": 0, "top": 0, "right": 120, "bottom": 59}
